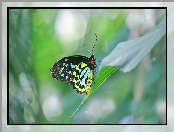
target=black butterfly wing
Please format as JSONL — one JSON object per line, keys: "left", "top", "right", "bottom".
{"left": 50, "top": 55, "right": 90, "bottom": 85}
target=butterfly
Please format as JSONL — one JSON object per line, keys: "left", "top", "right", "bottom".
{"left": 50, "top": 34, "right": 98, "bottom": 95}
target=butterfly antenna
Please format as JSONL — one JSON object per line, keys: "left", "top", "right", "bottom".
{"left": 91, "top": 34, "right": 97, "bottom": 53}
{"left": 83, "top": 43, "right": 92, "bottom": 54}
{"left": 83, "top": 34, "right": 97, "bottom": 54}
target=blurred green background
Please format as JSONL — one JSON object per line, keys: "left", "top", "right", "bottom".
{"left": 2, "top": 2, "right": 174, "bottom": 132}
{"left": 8, "top": 8, "right": 166, "bottom": 124}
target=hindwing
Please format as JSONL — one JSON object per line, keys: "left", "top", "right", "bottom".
{"left": 71, "top": 62, "right": 94, "bottom": 95}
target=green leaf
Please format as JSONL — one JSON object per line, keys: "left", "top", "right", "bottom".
{"left": 90, "top": 66, "right": 118, "bottom": 94}
{"left": 100, "top": 16, "right": 166, "bottom": 72}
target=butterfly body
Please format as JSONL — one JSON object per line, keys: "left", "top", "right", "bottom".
{"left": 50, "top": 54, "right": 97, "bottom": 95}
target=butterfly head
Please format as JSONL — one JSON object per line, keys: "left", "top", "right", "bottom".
{"left": 89, "top": 54, "right": 98, "bottom": 69}
{"left": 89, "top": 54, "right": 95, "bottom": 64}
